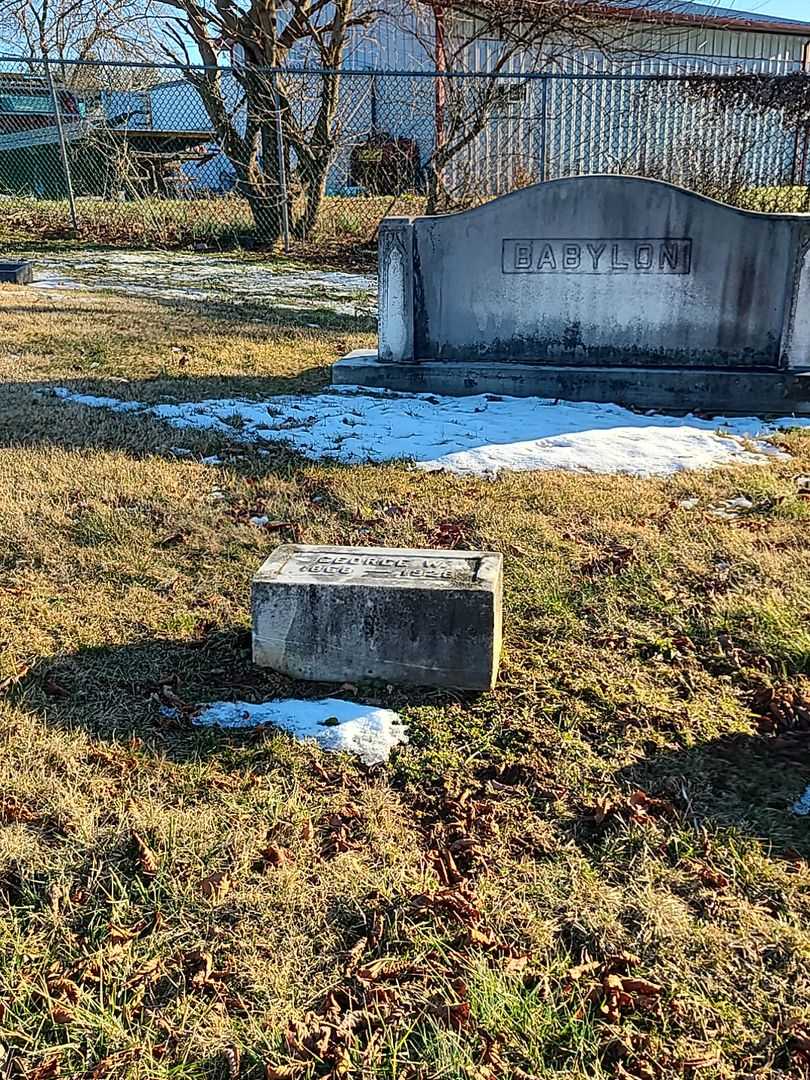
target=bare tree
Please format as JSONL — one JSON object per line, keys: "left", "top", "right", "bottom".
{"left": 156, "top": 0, "right": 379, "bottom": 243}
{"left": 398, "top": 0, "right": 670, "bottom": 212}
{"left": 0, "top": 0, "right": 157, "bottom": 80}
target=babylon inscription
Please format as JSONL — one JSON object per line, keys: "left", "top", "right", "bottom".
{"left": 502, "top": 237, "right": 692, "bottom": 275}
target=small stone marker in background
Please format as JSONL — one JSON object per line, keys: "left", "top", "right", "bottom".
{"left": 0, "top": 261, "right": 33, "bottom": 285}
{"left": 252, "top": 544, "right": 503, "bottom": 690}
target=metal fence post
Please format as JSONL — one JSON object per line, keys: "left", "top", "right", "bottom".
{"left": 537, "top": 75, "right": 549, "bottom": 183}
{"left": 270, "top": 72, "right": 291, "bottom": 252}
{"left": 43, "top": 54, "right": 78, "bottom": 232}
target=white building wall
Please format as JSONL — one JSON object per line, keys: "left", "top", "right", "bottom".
{"left": 141, "top": 2, "right": 810, "bottom": 197}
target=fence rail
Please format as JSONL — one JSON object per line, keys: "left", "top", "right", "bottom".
{"left": 0, "top": 55, "right": 807, "bottom": 255}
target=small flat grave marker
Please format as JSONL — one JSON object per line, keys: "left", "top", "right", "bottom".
{"left": 252, "top": 544, "right": 503, "bottom": 690}
{"left": 0, "top": 261, "right": 33, "bottom": 285}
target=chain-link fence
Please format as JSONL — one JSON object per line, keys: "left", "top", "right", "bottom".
{"left": 0, "top": 55, "right": 807, "bottom": 257}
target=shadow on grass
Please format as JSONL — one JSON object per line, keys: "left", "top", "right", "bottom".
{"left": 0, "top": 373, "right": 337, "bottom": 467}
{"left": 11, "top": 629, "right": 462, "bottom": 766}
{"left": 2, "top": 293, "right": 376, "bottom": 335}
{"left": 150, "top": 295, "right": 377, "bottom": 335}
{"left": 615, "top": 730, "right": 810, "bottom": 856}
{"left": 10, "top": 625, "right": 810, "bottom": 854}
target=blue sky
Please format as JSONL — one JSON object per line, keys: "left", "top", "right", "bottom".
{"left": 740, "top": 0, "right": 810, "bottom": 19}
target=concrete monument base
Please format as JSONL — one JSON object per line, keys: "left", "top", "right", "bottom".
{"left": 333, "top": 351, "right": 810, "bottom": 416}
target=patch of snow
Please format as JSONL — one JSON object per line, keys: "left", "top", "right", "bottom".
{"left": 707, "top": 495, "right": 756, "bottom": 519}
{"left": 192, "top": 697, "right": 407, "bottom": 765}
{"left": 249, "top": 515, "right": 269, "bottom": 527}
{"left": 29, "top": 251, "right": 375, "bottom": 316}
{"left": 53, "top": 387, "right": 142, "bottom": 412}
{"left": 791, "top": 783, "right": 810, "bottom": 817}
{"left": 51, "top": 385, "right": 810, "bottom": 478}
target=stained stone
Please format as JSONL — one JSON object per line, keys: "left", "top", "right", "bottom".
{"left": 252, "top": 545, "right": 503, "bottom": 690}
{"left": 0, "top": 261, "right": 33, "bottom": 284}
{"left": 334, "top": 176, "right": 810, "bottom": 414}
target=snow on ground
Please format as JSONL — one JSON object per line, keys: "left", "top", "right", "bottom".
{"left": 191, "top": 697, "right": 407, "bottom": 765}
{"left": 791, "top": 783, "right": 810, "bottom": 817}
{"left": 29, "top": 251, "right": 375, "bottom": 315}
{"left": 52, "top": 384, "right": 810, "bottom": 477}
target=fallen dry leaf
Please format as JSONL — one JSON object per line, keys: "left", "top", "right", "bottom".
{"left": 155, "top": 530, "right": 188, "bottom": 549}
{"left": 503, "top": 953, "right": 531, "bottom": 975}
{"left": 125, "top": 955, "right": 161, "bottom": 990}
{"left": 568, "top": 955, "right": 661, "bottom": 1025}
{"left": 224, "top": 1046, "right": 240, "bottom": 1080}
{"left": 677, "top": 1053, "right": 720, "bottom": 1070}
{"left": 46, "top": 975, "right": 80, "bottom": 1004}
{"left": 107, "top": 913, "right": 159, "bottom": 945}
{"left": 567, "top": 958, "right": 603, "bottom": 981}
{"left": 750, "top": 682, "right": 810, "bottom": 735}
{"left": 256, "top": 844, "right": 291, "bottom": 870}
{"left": 320, "top": 803, "right": 364, "bottom": 858}
{"left": 586, "top": 789, "right": 675, "bottom": 829}
{"left": 693, "top": 863, "right": 730, "bottom": 890}
{"left": 0, "top": 797, "right": 40, "bottom": 825}
{"left": 133, "top": 833, "right": 158, "bottom": 879}
{"left": 466, "top": 926, "right": 499, "bottom": 950}
{"left": 621, "top": 977, "right": 663, "bottom": 996}
{"left": 786, "top": 1020, "right": 810, "bottom": 1067}
{"left": 186, "top": 949, "right": 214, "bottom": 989}
{"left": 428, "top": 997, "right": 472, "bottom": 1031}
{"left": 428, "top": 519, "right": 467, "bottom": 548}
{"left": 582, "top": 541, "right": 635, "bottom": 576}
{"left": 411, "top": 885, "right": 481, "bottom": 925}
{"left": 601, "top": 972, "right": 633, "bottom": 1023}
{"left": 50, "top": 1004, "right": 74, "bottom": 1025}
{"left": 25, "top": 1058, "right": 61, "bottom": 1080}
{"left": 0, "top": 662, "right": 31, "bottom": 692}
{"left": 45, "top": 674, "right": 69, "bottom": 697}
{"left": 200, "top": 869, "right": 231, "bottom": 901}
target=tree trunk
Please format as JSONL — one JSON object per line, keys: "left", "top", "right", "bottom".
{"left": 294, "top": 156, "right": 329, "bottom": 239}
{"left": 425, "top": 159, "right": 448, "bottom": 215}
{"left": 246, "top": 191, "right": 283, "bottom": 244}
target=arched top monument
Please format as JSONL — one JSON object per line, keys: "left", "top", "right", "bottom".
{"left": 334, "top": 176, "right": 810, "bottom": 414}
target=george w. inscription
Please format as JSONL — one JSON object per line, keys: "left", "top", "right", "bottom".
{"left": 282, "top": 551, "right": 480, "bottom": 583}
{"left": 502, "top": 237, "right": 692, "bottom": 275}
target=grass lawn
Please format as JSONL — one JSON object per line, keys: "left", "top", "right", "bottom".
{"left": 0, "top": 195, "right": 426, "bottom": 259}
{"left": 0, "top": 278, "right": 809, "bottom": 1080}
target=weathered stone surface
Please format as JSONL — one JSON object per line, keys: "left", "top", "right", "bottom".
{"left": 380, "top": 177, "right": 810, "bottom": 369}
{"left": 334, "top": 350, "right": 810, "bottom": 415}
{"left": 334, "top": 177, "right": 810, "bottom": 412}
{"left": 252, "top": 545, "right": 503, "bottom": 690}
{"left": 0, "top": 261, "right": 33, "bottom": 285}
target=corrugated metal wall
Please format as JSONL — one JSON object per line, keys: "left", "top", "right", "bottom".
{"left": 141, "top": 4, "right": 810, "bottom": 199}
{"left": 439, "top": 25, "right": 809, "bottom": 196}
{"left": 321, "top": 8, "right": 810, "bottom": 198}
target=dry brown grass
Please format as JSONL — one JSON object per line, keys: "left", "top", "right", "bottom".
{"left": 0, "top": 282, "right": 809, "bottom": 1079}
{"left": 0, "top": 194, "right": 425, "bottom": 262}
